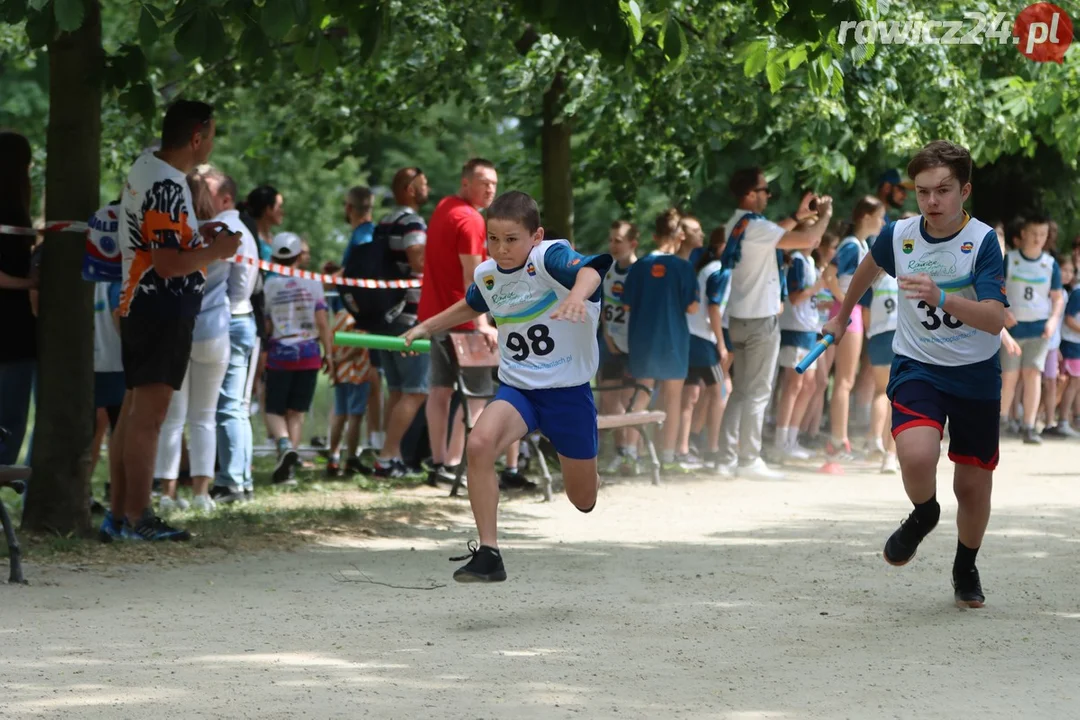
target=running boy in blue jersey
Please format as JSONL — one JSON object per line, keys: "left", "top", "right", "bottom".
{"left": 404, "top": 191, "right": 611, "bottom": 583}
{"left": 1000, "top": 216, "right": 1064, "bottom": 444}
{"left": 623, "top": 209, "right": 699, "bottom": 473}
{"left": 823, "top": 140, "right": 1007, "bottom": 608}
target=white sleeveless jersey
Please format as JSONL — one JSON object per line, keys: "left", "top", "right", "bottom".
{"left": 836, "top": 236, "right": 869, "bottom": 294}
{"left": 601, "top": 262, "right": 631, "bottom": 352}
{"left": 93, "top": 282, "right": 123, "bottom": 373}
{"left": 890, "top": 215, "right": 1000, "bottom": 365}
{"left": 867, "top": 272, "right": 899, "bottom": 338}
{"left": 779, "top": 252, "right": 819, "bottom": 333}
{"left": 689, "top": 260, "right": 723, "bottom": 341}
{"left": 1005, "top": 249, "right": 1056, "bottom": 322}
{"left": 473, "top": 240, "right": 600, "bottom": 389}
{"left": 813, "top": 285, "right": 833, "bottom": 328}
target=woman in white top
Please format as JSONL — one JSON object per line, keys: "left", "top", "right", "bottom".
{"left": 822, "top": 196, "right": 886, "bottom": 459}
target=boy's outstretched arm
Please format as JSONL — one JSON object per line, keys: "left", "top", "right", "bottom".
{"left": 403, "top": 297, "right": 483, "bottom": 346}
{"left": 551, "top": 267, "right": 602, "bottom": 323}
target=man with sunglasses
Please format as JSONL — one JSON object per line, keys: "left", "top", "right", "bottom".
{"left": 370, "top": 167, "right": 431, "bottom": 478}
{"left": 713, "top": 168, "right": 831, "bottom": 479}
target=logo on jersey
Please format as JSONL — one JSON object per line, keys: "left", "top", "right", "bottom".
{"left": 490, "top": 281, "right": 533, "bottom": 307}
{"left": 902, "top": 238, "right": 914, "bottom": 254}
{"left": 526, "top": 262, "right": 536, "bottom": 276}
{"left": 960, "top": 241, "right": 974, "bottom": 254}
{"left": 906, "top": 250, "right": 957, "bottom": 277}
{"left": 569, "top": 258, "right": 581, "bottom": 266}
{"left": 651, "top": 264, "right": 666, "bottom": 278}
{"left": 611, "top": 281, "right": 624, "bottom": 298}
{"left": 483, "top": 275, "right": 494, "bottom": 290}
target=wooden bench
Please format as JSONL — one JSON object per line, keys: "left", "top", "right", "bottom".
{"left": 445, "top": 333, "right": 666, "bottom": 499}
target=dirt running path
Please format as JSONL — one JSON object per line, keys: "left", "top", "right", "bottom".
{"left": 2, "top": 437, "right": 1079, "bottom": 719}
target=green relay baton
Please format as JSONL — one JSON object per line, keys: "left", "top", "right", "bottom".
{"left": 333, "top": 332, "right": 432, "bottom": 353}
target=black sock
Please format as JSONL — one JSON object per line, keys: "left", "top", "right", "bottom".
{"left": 954, "top": 541, "right": 979, "bottom": 573}
{"left": 912, "top": 494, "right": 940, "bottom": 526}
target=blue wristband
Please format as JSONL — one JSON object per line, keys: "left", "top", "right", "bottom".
{"left": 938, "top": 289, "right": 947, "bottom": 308}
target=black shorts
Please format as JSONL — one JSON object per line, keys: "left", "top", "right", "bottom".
{"left": 687, "top": 364, "right": 723, "bottom": 387}
{"left": 891, "top": 380, "right": 999, "bottom": 470}
{"left": 598, "top": 354, "right": 632, "bottom": 384}
{"left": 120, "top": 314, "right": 195, "bottom": 391}
{"left": 265, "top": 369, "right": 319, "bottom": 415}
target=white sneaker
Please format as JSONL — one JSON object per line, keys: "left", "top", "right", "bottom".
{"left": 783, "top": 444, "right": 812, "bottom": 461}
{"left": 191, "top": 494, "right": 216, "bottom": 512}
{"left": 880, "top": 452, "right": 898, "bottom": 474}
{"left": 716, "top": 460, "right": 737, "bottom": 477}
{"left": 603, "top": 453, "right": 626, "bottom": 475}
{"left": 159, "top": 496, "right": 189, "bottom": 513}
{"left": 736, "top": 457, "right": 784, "bottom": 480}
{"left": 1061, "top": 423, "right": 1080, "bottom": 438}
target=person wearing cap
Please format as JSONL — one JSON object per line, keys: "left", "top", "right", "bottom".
{"left": 262, "top": 231, "right": 334, "bottom": 484}
{"left": 876, "top": 169, "right": 916, "bottom": 222}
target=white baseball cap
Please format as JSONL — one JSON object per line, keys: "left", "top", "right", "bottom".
{"left": 271, "top": 232, "right": 303, "bottom": 259}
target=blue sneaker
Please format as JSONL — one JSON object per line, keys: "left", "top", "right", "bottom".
{"left": 97, "top": 511, "right": 124, "bottom": 544}
{"left": 123, "top": 510, "right": 191, "bottom": 542}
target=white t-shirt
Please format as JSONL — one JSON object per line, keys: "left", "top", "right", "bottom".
{"left": 93, "top": 282, "right": 123, "bottom": 373}
{"left": 602, "top": 261, "right": 632, "bottom": 352}
{"left": 215, "top": 208, "right": 259, "bottom": 316}
{"left": 724, "top": 209, "right": 786, "bottom": 320}
{"left": 264, "top": 276, "right": 328, "bottom": 371}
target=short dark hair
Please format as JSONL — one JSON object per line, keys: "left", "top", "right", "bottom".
{"left": 347, "top": 186, "right": 373, "bottom": 215}
{"left": 611, "top": 220, "right": 639, "bottom": 243}
{"left": 654, "top": 208, "right": 681, "bottom": 238}
{"left": 1022, "top": 214, "right": 1050, "bottom": 229}
{"left": 161, "top": 100, "right": 214, "bottom": 151}
{"left": 245, "top": 185, "right": 280, "bottom": 219}
{"left": 486, "top": 191, "right": 541, "bottom": 233}
{"left": 462, "top": 158, "right": 496, "bottom": 179}
{"left": 906, "top": 140, "right": 972, "bottom": 187}
{"left": 729, "top": 167, "right": 764, "bottom": 199}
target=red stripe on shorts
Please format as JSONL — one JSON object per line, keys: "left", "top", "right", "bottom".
{"left": 892, "top": 418, "right": 944, "bottom": 439}
{"left": 948, "top": 450, "right": 999, "bottom": 471}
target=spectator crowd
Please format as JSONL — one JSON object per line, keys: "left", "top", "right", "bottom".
{"left": 2, "top": 100, "right": 1079, "bottom": 544}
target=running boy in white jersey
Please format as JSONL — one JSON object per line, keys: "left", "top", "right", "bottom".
{"left": 822, "top": 141, "right": 1007, "bottom": 608}
{"left": 1000, "top": 216, "right": 1064, "bottom": 444}
{"left": 599, "top": 221, "right": 639, "bottom": 474}
{"left": 404, "top": 191, "right": 612, "bottom": 583}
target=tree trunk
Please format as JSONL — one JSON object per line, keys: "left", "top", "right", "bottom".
{"left": 23, "top": 1, "right": 103, "bottom": 535}
{"left": 541, "top": 70, "right": 573, "bottom": 245}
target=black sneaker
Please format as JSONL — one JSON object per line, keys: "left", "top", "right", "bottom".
{"left": 450, "top": 541, "right": 507, "bottom": 583}
{"left": 272, "top": 449, "right": 299, "bottom": 485}
{"left": 124, "top": 510, "right": 191, "bottom": 542}
{"left": 210, "top": 485, "right": 245, "bottom": 504}
{"left": 883, "top": 511, "right": 939, "bottom": 566}
{"left": 373, "top": 458, "right": 406, "bottom": 479}
{"left": 952, "top": 566, "right": 986, "bottom": 608}
{"left": 345, "top": 455, "right": 373, "bottom": 476}
{"left": 244, "top": 489, "right": 254, "bottom": 502}
{"left": 499, "top": 468, "right": 537, "bottom": 491}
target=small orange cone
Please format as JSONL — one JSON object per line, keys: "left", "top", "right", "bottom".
{"left": 818, "top": 460, "right": 845, "bottom": 475}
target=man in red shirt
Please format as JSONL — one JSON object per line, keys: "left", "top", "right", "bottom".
{"left": 419, "top": 158, "right": 500, "bottom": 479}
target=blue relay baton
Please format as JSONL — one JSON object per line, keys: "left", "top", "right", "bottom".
{"left": 796, "top": 317, "right": 852, "bottom": 375}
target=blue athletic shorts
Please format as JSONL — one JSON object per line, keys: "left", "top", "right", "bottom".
{"left": 867, "top": 331, "right": 896, "bottom": 367}
{"left": 334, "top": 382, "right": 371, "bottom": 417}
{"left": 689, "top": 335, "right": 720, "bottom": 368}
{"left": 495, "top": 382, "right": 598, "bottom": 460}
{"left": 891, "top": 379, "right": 999, "bottom": 470}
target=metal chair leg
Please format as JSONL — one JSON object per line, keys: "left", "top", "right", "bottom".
{"left": 449, "top": 384, "right": 475, "bottom": 499}
{"left": 640, "top": 425, "right": 661, "bottom": 486}
{"left": 0, "top": 499, "right": 26, "bottom": 584}
{"left": 529, "top": 435, "right": 554, "bottom": 502}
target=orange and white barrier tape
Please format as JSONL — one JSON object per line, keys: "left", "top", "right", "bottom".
{"left": 1, "top": 220, "right": 421, "bottom": 289}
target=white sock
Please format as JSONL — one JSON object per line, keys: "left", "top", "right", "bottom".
{"left": 774, "top": 427, "right": 788, "bottom": 449}
{"left": 788, "top": 427, "right": 800, "bottom": 447}
{"left": 620, "top": 445, "right": 638, "bottom": 460}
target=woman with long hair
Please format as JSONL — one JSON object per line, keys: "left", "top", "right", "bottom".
{"left": 822, "top": 196, "right": 885, "bottom": 459}
{"left": 153, "top": 172, "right": 234, "bottom": 512}
{"left": 244, "top": 185, "right": 284, "bottom": 261}
{"left": 0, "top": 130, "right": 38, "bottom": 465}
